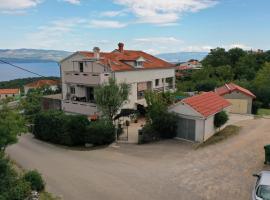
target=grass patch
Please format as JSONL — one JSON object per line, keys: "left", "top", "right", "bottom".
{"left": 196, "top": 125, "right": 241, "bottom": 149}
{"left": 258, "top": 108, "right": 270, "bottom": 116}
{"left": 40, "top": 192, "right": 61, "bottom": 200}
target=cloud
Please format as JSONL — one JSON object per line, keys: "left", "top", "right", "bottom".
{"left": 62, "top": 0, "right": 80, "bottom": 5}
{"left": 25, "top": 18, "right": 86, "bottom": 49}
{"left": 100, "top": 10, "right": 125, "bottom": 17}
{"left": 89, "top": 20, "right": 127, "bottom": 28}
{"left": 0, "top": 0, "right": 41, "bottom": 11}
{"left": 224, "top": 43, "right": 252, "bottom": 50}
{"left": 134, "top": 37, "right": 183, "bottom": 44}
{"left": 113, "top": 0, "right": 217, "bottom": 25}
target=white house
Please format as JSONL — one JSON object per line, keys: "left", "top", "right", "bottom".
{"left": 169, "top": 92, "right": 231, "bottom": 142}
{"left": 0, "top": 88, "right": 20, "bottom": 100}
{"left": 60, "top": 43, "right": 176, "bottom": 116}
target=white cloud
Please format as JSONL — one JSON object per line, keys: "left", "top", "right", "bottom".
{"left": 25, "top": 18, "right": 86, "bottom": 49}
{"left": 113, "top": 0, "right": 217, "bottom": 25}
{"left": 100, "top": 10, "right": 125, "bottom": 17}
{"left": 134, "top": 37, "right": 183, "bottom": 44}
{"left": 180, "top": 45, "right": 213, "bottom": 52}
{"left": 224, "top": 43, "right": 252, "bottom": 50}
{"left": 0, "top": 0, "right": 41, "bottom": 10}
{"left": 62, "top": 0, "right": 80, "bottom": 5}
{"left": 89, "top": 20, "right": 127, "bottom": 28}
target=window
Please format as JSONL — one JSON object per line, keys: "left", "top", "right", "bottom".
{"left": 155, "top": 79, "right": 159, "bottom": 86}
{"left": 135, "top": 61, "right": 143, "bottom": 68}
{"left": 70, "top": 86, "right": 75, "bottom": 94}
{"left": 79, "top": 62, "right": 84, "bottom": 72}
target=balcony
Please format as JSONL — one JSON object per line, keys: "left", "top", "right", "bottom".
{"left": 62, "top": 100, "right": 98, "bottom": 116}
{"left": 64, "top": 72, "right": 110, "bottom": 85}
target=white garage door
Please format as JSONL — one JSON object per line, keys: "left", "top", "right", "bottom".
{"left": 227, "top": 99, "right": 248, "bottom": 114}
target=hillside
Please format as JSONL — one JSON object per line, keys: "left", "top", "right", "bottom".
{"left": 156, "top": 52, "right": 208, "bottom": 62}
{"left": 0, "top": 49, "right": 208, "bottom": 63}
{"left": 0, "top": 49, "right": 72, "bottom": 62}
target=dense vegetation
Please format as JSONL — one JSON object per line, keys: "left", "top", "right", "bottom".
{"left": 0, "top": 76, "right": 59, "bottom": 93}
{"left": 177, "top": 48, "right": 270, "bottom": 109}
{"left": 214, "top": 111, "right": 229, "bottom": 128}
{"left": 33, "top": 111, "right": 115, "bottom": 146}
{"left": 0, "top": 105, "right": 47, "bottom": 200}
{"left": 140, "top": 91, "right": 178, "bottom": 143}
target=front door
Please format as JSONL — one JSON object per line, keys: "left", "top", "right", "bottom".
{"left": 86, "top": 87, "right": 94, "bottom": 102}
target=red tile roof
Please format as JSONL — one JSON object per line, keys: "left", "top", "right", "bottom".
{"left": 0, "top": 88, "right": 20, "bottom": 95}
{"left": 215, "top": 83, "right": 256, "bottom": 98}
{"left": 78, "top": 46, "right": 174, "bottom": 72}
{"left": 25, "top": 80, "right": 59, "bottom": 88}
{"left": 176, "top": 65, "right": 193, "bottom": 70}
{"left": 182, "top": 92, "right": 231, "bottom": 118}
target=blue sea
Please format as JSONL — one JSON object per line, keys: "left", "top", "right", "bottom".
{"left": 0, "top": 62, "right": 60, "bottom": 81}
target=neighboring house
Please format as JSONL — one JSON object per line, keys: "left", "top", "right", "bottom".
{"left": 169, "top": 92, "right": 231, "bottom": 142}
{"left": 24, "top": 80, "right": 59, "bottom": 94}
{"left": 215, "top": 83, "right": 256, "bottom": 114}
{"left": 60, "top": 43, "right": 175, "bottom": 116}
{"left": 175, "top": 60, "right": 202, "bottom": 78}
{"left": 42, "top": 94, "right": 62, "bottom": 111}
{"left": 0, "top": 88, "right": 20, "bottom": 100}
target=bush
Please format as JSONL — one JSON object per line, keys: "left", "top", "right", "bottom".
{"left": 141, "top": 123, "right": 159, "bottom": 143}
{"left": 214, "top": 111, "right": 229, "bottom": 128}
{"left": 34, "top": 111, "right": 116, "bottom": 146}
{"left": 23, "top": 170, "right": 45, "bottom": 192}
{"left": 85, "top": 120, "right": 115, "bottom": 145}
{"left": 252, "top": 100, "right": 263, "bottom": 114}
{"left": 8, "top": 179, "right": 31, "bottom": 200}
{"left": 33, "top": 111, "right": 90, "bottom": 146}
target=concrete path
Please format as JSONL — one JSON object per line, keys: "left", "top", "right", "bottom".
{"left": 7, "top": 118, "right": 270, "bottom": 200}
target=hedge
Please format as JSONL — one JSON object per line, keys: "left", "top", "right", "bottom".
{"left": 33, "top": 111, "right": 115, "bottom": 146}
{"left": 23, "top": 170, "right": 45, "bottom": 192}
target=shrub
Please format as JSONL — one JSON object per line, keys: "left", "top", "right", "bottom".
{"left": 141, "top": 123, "right": 159, "bottom": 143}
{"left": 214, "top": 111, "right": 229, "bottom": 128}
{"left": 23, "top": 170, "right": 45, "bottom": 192}
{"left": 85, "top": 120, "right": 115, "bottom": 145}
{"left": 8, "top": 179, "right": 31, "bottom": 200}
{"left": 33, "top": 111, "right": 90, "bottom": 146}
{"left": 252, "top": 100, "right": 263, "bottom": 114}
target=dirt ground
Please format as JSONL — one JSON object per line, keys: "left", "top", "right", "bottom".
{"left": 6, "top": 118, "right": 270, "bottom": 200}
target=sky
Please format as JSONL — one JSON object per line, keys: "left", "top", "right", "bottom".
{"left": 0, "top": 0, "right": 269, "bottom": 54}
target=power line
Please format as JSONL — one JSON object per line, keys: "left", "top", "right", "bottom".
{"left": 0, "top": 59, "right": 45, "bottom": 77}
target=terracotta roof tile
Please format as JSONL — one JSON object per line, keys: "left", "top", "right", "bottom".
{"left": 78, "top": 50, "right": 174, "bottom": 72}
{"left": 182, "top": 92, "right": 231, "bottom": 118}
{"left": 0, "top": 88, "right": 20, "bottom": 95}
{"left": 25, "top": 80, "right": 59, "bottom": 88}
{"left": 215, "top": 83, "right": 256, "bottom": 98}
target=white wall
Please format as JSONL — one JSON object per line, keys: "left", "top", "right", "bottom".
{"left": 203, "top": 116, "right": 216, "bottom": 141}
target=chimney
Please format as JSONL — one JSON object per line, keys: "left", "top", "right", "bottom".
{"left": 118, "top": 42, "right": 124, "bottom": 52}
{"left": 93, "top": 47, "right": 100, "bottom": 60}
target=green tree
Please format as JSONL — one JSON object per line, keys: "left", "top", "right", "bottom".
{"left": 0, "top": 105, "right": 26, "bottom": 152}
{"left": 228, "top": 47, "right": 247, "bottom": 67}
{"left": 234, "top": 54, "right": 258, "bottom": 80}
{"left": 94, "top": 78, "right": 130, "bottom": 121}
{"left": 214, "top": 111, "right": 229, "bottom": 128}
{"left": 215, "top": 65, "right": 234, "bottom": 81}
{"left": 253, "top": 62, "right": 270, "bottom": 107}
{"left": 202, "top": 48, "right": 229, "bottom": 67}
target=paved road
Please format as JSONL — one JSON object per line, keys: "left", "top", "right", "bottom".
{"left": 7, "top": 118, "right": 270, "bottom": 200}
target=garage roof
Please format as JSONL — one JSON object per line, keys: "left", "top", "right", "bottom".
{"left": 182, "top": 92, "right": 231, "bottom": 118}
{"left": 215, "top": 83, "right": 256, "bottom": 98}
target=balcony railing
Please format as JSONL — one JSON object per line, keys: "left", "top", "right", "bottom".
{"left": 62, "top": 100, "right": 98, "bottom": 116}
{"left": 64, "top": 72, "right": 109, "bottom": 85}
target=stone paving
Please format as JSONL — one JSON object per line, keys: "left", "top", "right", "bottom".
{"left": 7, "top": 118, "right": 270, "bottom": 200}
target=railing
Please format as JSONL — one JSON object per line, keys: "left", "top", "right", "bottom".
{"left": 62, "top": 100, "right": 98, "bottom": 116}
{"left": 64, "top": 72, "right": 110, "bottom": 85}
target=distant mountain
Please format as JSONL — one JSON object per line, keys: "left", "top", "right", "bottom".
{"left": 156, "top": 52, "right": 209, "bottom": 63}
{"left": 0, "top": 49, "right": 73, "bottom": 63}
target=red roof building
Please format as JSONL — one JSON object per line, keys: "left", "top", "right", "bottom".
{"left": 215, "top": 83, "right": 256, "bottom": 98}
{"left": 182, "top": 92, "right": 231, "bottom": 118}
{"left": 0, "top": 88, "right": 20, "bottom": 100}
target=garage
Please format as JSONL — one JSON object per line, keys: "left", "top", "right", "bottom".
{"left": 227, "top": 99, "right": 248, "bottom": 114}
{"left": 176, "top": 118, "right": 195, "bottom": 141}
{"left": 169, "top": 92, "right": 231, "bottom": 142}
{"left": 215, "top": 83, "right": 256, "bottom": 114}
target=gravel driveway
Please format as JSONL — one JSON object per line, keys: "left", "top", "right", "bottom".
{"left": 7, "top": 118, "right": 270, "bottom": 200}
